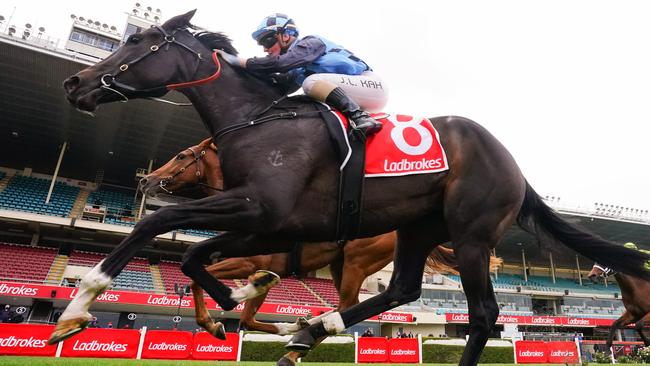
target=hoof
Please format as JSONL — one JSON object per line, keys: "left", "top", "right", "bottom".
{"left": 249, "top": 270, "right": 280, "bottom": 295}
{"left": 211, "top": 322, "right": 227, "bottom": 340}
{"left": 277, "top": 355, "right": 297, "bottom": 366}
{"left": 285, "top": 328, "right": 315, "bottom": 352}
{"left": 296, "top": 317, "right": 310, "bottom": 330}
{"left": 48, "top": 317, "right": 90, "bottom": 345}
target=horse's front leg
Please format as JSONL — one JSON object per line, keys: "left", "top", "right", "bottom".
{"left": 634, "top": 313, "right": 650, "bottom": 346}
{"left": 606, "top": 312, "right": 635, "bottom": 351}
{"left": 194, "top": 257, "right": 264, "bottom": 339}
{"left": 181, "top": 232, "right": 293, "bottom": 310}
{"left": 49, "top": 191, "right": 270, "bottom": 344}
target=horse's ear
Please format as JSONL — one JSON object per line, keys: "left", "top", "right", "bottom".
{"left": 163, "top": 10, "right": 197, "bottom": 30}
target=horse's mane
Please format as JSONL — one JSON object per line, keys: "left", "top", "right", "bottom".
{"left": 193, "top": 30, "right": 238, "bottom": 56}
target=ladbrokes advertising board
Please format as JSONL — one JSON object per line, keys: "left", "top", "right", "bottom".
{"left": 141, "top": 330, "right": 192, "bottom": 359}
{"left": 0, "top": 323, "right": 57, "bottom": 356}
{"left": 60, "top": 328, "right": 140, "bottom": 358}
{"left": 191, "top": 331, "right": 239, "bottom": 360}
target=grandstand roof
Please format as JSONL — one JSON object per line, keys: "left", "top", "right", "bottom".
{"left": 0, "top": 38, "right": 208, "bottom": 186}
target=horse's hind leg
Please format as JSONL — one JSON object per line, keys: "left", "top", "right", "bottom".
{"left": 453, "top": 242, "right": 500, "bottom": 366}
{"left": 634, "top": 314, "right": 650, "bottom": 346}
{"left": 286, "top": 216, "right": 445, "bottom": 352}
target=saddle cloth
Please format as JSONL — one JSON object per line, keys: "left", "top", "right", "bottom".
{"left": 322, "top": 107, "right": 450, "bottom": 177}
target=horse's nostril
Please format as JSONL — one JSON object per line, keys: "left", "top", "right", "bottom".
{"left": 63, "top": 76, "right": 81, "bottom": 94}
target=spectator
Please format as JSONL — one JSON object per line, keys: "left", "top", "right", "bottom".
{"left": 362, "top": 328, "right": 374, "bottom": 337}
{"left": 88, "top": 317, "right": 99, "bottom": 328}
{"left": 107, "top": 321, "right": 113, "bottom": 329}
{"left": 0, "top": 305, "right": 11, "bottom": 323}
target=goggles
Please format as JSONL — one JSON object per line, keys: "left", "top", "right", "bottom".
{"left": 257, "top": 33, "right": 278, "bottom": 49}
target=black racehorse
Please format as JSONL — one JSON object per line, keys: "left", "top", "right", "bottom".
{"left": 53, "top": 10, "right": 650, "bottom": 366}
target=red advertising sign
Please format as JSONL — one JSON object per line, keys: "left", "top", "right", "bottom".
{"left": 515, "top": 340, "right": 547, "bottom": 363}
{"left": 140, "top": 330, "right": 192, "bottom": 360}
{"left": 60, "top": 328, "right": 140, "bottom": 358}
{"left": 546, "top": 341, "right": 579, "bottom": 363}
{"left": 388, "top": 337, "right": 419, "bottom": 363}
{"left": 357, "top": 337, "right": 389, "bottom": 363}
{"left": 0, "top": 323, "right": 57, "bottom": 356}
{"left": 445, "top": 312, "right": 615, "bottom": 328}
{"left": 191, "top": 332, "right": 239, "bottom": 360}
{"left": 515, "top": 340, "right": 579, "bottom": 364}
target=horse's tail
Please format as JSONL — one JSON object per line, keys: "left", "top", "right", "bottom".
{"left": 517, "top": 181, "right": 650, "bottom": 280}
{"left": 425, "top": 246, "right": 503, "bottom": 276}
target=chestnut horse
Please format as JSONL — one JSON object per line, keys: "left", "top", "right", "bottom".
{"left": 588, "top": 263, "right": 650, "bottom": 350}
{"left": 56, "top": 11, "right": 650, "bottom": 366}
{"left": 143, "top": 138, "right": 503, "bottom": 365}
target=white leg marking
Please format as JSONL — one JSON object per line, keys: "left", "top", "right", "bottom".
{"left": 322, "top": 312, "right": 345, "bottom": 334}
{"left": 230, "top": 283, "right": 255, "bottom": 303}
{"left": 59, "top": 261, "right": 112, "bottom": 321}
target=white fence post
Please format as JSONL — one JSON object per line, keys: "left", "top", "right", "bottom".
{"left": 136, "top": 326, "right": 147, "bottom": 359}
{"left": 418, "top": 333, "right": 423, "bottom": 364}
{"left": 55, "top": 339, "right": 64, "bottom": 358}
{"left": 236, "top": 330, "right": 244, "bottom": 362}
{"left": 354, "top": 332, "right": 359, "bottom": 364}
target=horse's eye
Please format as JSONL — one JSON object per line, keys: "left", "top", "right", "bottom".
{"left": 176, "top": 154, "right": 185, "bottom": 160}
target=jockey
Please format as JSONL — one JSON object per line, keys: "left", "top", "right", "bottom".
{"left": 218, "top": 13, "right": 387, "bottom": 136}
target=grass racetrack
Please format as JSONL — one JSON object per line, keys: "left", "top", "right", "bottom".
{"left": 0, "top": 358, "right": 622, "bottom": 366}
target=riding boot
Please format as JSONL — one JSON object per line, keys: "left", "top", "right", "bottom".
{"left": 325, "top": 87, "right": 382, "bottom": 136}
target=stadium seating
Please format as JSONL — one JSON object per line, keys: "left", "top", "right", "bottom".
{"left": 302, "top": 277, "right": 340, "bottom": 306}
{"left": 0, "top": 175, "right": 79, "bottom": 217}
{"left": 0, "top": 242, "right": 57, "bottom": 282}
{"left": 67, "top": 250, "right": 155, "bottom": 291}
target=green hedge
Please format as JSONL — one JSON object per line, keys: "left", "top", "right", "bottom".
{"left": 240, "top": 340, "right": 512, "bottom": 363}
{"left": 422, "top": 344, "right": 513, "bottom": 363}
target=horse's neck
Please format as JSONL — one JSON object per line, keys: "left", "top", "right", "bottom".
{"left": 181, "top": 63, "right": 284, "bottom": 136}
{"left": 203, "top": 156, "right": 224, "bottom": 195}
{"left": 614, "top": 273, "right": 636, "bottom": 293}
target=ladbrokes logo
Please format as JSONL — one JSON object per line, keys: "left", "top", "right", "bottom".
{"left": 68, "top": 290, "right": 120, "bottom": 302}
{"left": 567, "top": 318, "right": 590, "bottom": 325}
{"left": 146, "top": 295, "right": 191, "bottom": 307}
{"left": 450, "top": 314, "right": 469, "bottom": 322}
{"left": 72, "top": 340, "right": 127, "bottom": 352}
{"left": 497, "top": 315, "right": 519, "bottom": 323}
{"left": 147, "top": 342, "right": 187, "bottom": 351}
{"left": 551, "top": 350, "right": 575, "bottom": 357}
{"left": 275, "top": 305, "right": 311, "bottom": 316}
{"left": 379, "top": 313, "right": 409, "bottom": 322}
{"left": 531, "top": 316, "right": 556, "bottom": 324}
{"left": 0, "top": 284, "right": 38, "bottom": 296}
{"left": 391, "top": 349, "right": 416, "bottom": 355}
{"left": 0, "top": 336, "right": 46, "bottom": 348}
{"left": 195, "top": 344, "right": 233, "bottom": 353}
{"left": 360, "top": 348, "right": 386, "bottom": 355}
{"left": 519, "top": 350, "right": 545, "bottom": 357}
{"left": 383, "top": 158, "right": 443, "bottom": 172}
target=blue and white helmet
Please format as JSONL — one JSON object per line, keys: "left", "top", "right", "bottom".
{"left": 251, "top": 13, "right": 298, "bottom": 42}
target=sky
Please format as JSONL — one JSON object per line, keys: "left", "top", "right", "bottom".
{"left": 1, "top": 0, "right": 649, "bottom": 210}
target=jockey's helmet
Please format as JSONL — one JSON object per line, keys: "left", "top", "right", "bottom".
{"left": 252, "top": 13, "right": 298, "bottom": 45}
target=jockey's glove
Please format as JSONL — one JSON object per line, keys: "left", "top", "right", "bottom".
{"left": 217, "top": 49, "right": 246, "bottom": 68}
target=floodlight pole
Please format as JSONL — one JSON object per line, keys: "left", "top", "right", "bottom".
{"left": 549, "top": 252, "right": 556, "bottom": 284}
{"left": 521, "top": 249, "right": 528, "bottom": 282}
{"left": 46, "top": 141, "right": 67, "bottom": 204}
{"left": 137, "top": 159, "right": 153, "bottom": 219}
{"left": 575, "top": 255, "right": 583, "bottom": 286}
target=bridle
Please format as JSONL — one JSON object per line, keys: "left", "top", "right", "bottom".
{"left": 99, "top": 25, "right": 222, "bottom": 103}
{"left": 158, "top": 146, "right": 209, "bottom": 194}
{"left": 592, "top": 264, "right": 617, "bottom": 279}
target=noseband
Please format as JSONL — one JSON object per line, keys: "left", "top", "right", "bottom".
{"left": 159, "top": 146, "right": 207, "bottom": 194}
{"left": 100, "top": 25, "right": 222, "bottom": 102}
{"left": 593, "top": 264, "right": 616, "bottom": 278}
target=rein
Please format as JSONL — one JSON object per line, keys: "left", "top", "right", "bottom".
{"left": 100, "top": 25, "right": 222, "bottom": 103}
